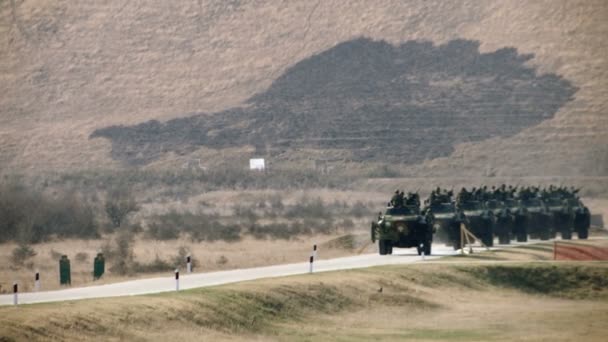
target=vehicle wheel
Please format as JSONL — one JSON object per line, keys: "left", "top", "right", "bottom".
{"left": 498, "top": 234, "right": 510, "bottom": 245}
{"left": 423, "top": 242, "right": 431, "bottom": 256}
{"left": 561, "top": 229, "right": 572, "bottom": 240}
{"left": 449, "top": 223, "right": 462, "bottom": 250}
{"left": 387, "top": 242, "right": 393, "bottom": 255}
{"left": 482, "top": 228, "right": 494, "bottom": 247}
{"left": 539, "top": 230, "right": 551, "bottom": 240}
{"left": 515, "top": 218, "right": 527, "bottom": 242}
{"left": 578, "top": 228, "right": 589, "bottom": 239}
{"left": 416, "top": 244, "right": 422, "bottom": 256}
{"left": 378, "top": 240, "right": 387, "bottom": 255}
{"left": 452, "top": 240, "right": 461, "bottom": 251}
{"left": 516, "top": 233, "right": 527, "bottom": 242}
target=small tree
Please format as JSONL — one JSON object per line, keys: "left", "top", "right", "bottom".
{"left": 105, "top": 188, "right": 139, "bottom": 229}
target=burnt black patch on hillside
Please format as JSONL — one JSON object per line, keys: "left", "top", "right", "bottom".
{"left": 91, "top": 38, "right": 577, "bottom": 165}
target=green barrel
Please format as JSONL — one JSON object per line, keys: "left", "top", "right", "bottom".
{"left": 93, "top": 253, "right": 105, "bottom": 280}
{"left": 59, "top": 255, "right": 71, "bottom": 285}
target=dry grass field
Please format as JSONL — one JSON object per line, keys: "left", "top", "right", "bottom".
{"left": 1, "top": 240, "right": 607, "bottom": 341}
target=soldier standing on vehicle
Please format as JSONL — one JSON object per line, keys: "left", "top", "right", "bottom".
{"left": 391, "top": 190, "right": 400, "bottom": 207}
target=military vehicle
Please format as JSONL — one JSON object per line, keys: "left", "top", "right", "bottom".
{"left": 424, "top": 202, "right": 465, "bottom": 250}
{"left": 371, "top": 205, "right": 433, "bottom": 255}
{"left": 520, "top": 197, "right": 552, "bottom": 240}
{"left": 505, "top": 198, "right": 528, "bottom": 242}
{"left": 544, "top": 196, "right": 573, "bottom": 239}
{"left": 568, "top": 197, "right": 591, "bottom": 239}
{"left": 457, "top": 200, "right": 495, "bottom": 247}
{"left": 485, "top": 199, "right": 513, "bottom": 244}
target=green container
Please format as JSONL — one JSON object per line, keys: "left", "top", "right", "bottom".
{"left": 93, "top": 253, "right": 105, "bottom": 280}
{"left": 59, "top": 255, "right": 71, "bottom": 285}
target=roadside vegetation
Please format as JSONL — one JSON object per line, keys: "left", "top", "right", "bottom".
{"left": 0, "top": 180, "right": 99, "bottom": 244}
{"left": 0, "top": 177, "right": 377, "bottom": 283}
{"left": 0, "top": 178, "right": 375, "bottom": 245}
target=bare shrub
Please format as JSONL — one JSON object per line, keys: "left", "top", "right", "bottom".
{"left": 286, "top": 197, "right": 331, "bottom": 219}
{"left": 349, "top": 201, "right": 372, "bottom": 218}
{"left": 132, "top": 255, "right": 173, "bottom": 274}
{"left": 338, "top": 218, "right": 355, "bottom": 230}
{"left": 105, "top": 187, "right": 139, "bottom": 229}
{"left": 108, "top": 231, "right": 135, "bottom": 276}
{"left": 146, "top": 211, "right": 241, "bottom": 242}
{"left": 269, "top": 194, "right": 284, "bottom": 211}
{"left": 11, "top": 244, "right": 37, "bottom": 267}
{"left": 0, "top": 180, "right": 99, "bottom": 243}
{"left": 216, "top": 255, "right": 228, "bottom": 266}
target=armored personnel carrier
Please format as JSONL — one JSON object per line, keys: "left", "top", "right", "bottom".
{"left": 568, "top": 197, "right": 591, "bottom": 239}
{"left": 485, "top": 199, "right": 513, "bottom": 244}
{"left": 457, "top": 200, "right": 495, "bottom": 247}
{"left": 544, "top": 196, "right": 573, "bottom": 239}
{"left": 520, "top": 197, "right": 552, "bottom": 240}
{"left": 505, "top": 198, "right": 528, "bottom": 242}
{"left": 424, "top": 202, "right": 465, "bottom": 250}
{"left": 371, "top": 204, "right": 433, "bottom": 256}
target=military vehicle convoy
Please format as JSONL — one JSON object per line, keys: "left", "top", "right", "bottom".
{"left": 543, "top": 195, "right": 573, "bottom": 239}
{"left": 372, "top": 185, "right": 591, "bottom": 255}
{"left": 520, "top": 197, "right": 552, "bottom": 240}
{"left": 571, "top": 198, "right": 591, "bottom": 239}
{"left": 422, "top": 188, "right": 465, "bottom": 250}
{"left": 371, "top": 192, "right": 433, "bottom": 255}
{"left": 505, "top": 198, "right": 528, "bottom": 242}
{"left": 486, "top": 199, "right": 512, "bottom": 244}
{"left": 425, "top": 201, "right": 465, "bottom": 250}
{"left": 457, "top": 200, "right": 495, "bottom": 247}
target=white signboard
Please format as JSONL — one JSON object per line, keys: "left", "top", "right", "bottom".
{"left": 249, "top": 158, "right": 265, "bottom": 171}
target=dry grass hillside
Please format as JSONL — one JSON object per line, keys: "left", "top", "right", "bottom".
{"left": 0, "top": 0, "right": 607, "bottom": 177}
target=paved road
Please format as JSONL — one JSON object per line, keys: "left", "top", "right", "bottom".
{"left": 0, "top": 239, "right": 575, "bottom": 306}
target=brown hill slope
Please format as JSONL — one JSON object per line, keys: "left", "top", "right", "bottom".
{"left": 0, "top": 0, "right": 607, "bottom": 176}
{"left": 91, "top": 38, "right": 576, "bottom": 166}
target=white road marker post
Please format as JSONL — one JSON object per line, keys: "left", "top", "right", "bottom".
{"left": 13, "top": 282, "right": 18, "bottom": 306}
{"left": 420, "top": 243, "right": 425, "bottom": 261}
{"left": 309, "top": 255, "right": 314, "bottom": 274}
{"left": 312, "top": 244, "right": 317, "bottom": 259}
{"left": 35, "top": 271, "right": 40, "bottom": 291}
{"left": 186, "top": 255, "right": 192, "bottom": 274}
{"left": 175, "top": 269, "right": 180, "bottom": 291}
